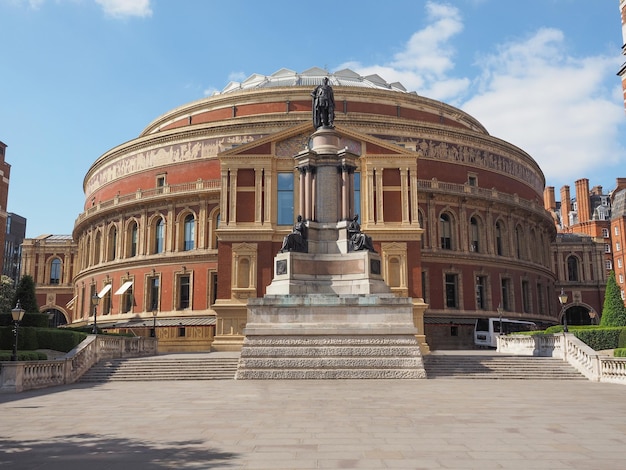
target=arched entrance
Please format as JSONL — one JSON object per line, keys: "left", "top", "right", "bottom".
{"left": 561, "top": 303, "right": 598, "bottom": 327}
{"left": 43, "top": 308, "right": 69, "bottom": 328}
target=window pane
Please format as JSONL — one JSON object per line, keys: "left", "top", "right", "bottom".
{"left": 277, "top": 173, "right": 294, "bottom": 225}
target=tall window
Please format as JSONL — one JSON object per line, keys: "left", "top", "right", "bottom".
{"left": 155, "top": 218, "right": 164, "bottom": 254}
{"left": 353, "top": 172, "right": 361, "bottom": 218}
{"left": 495, "top": 222, "right": 503, "bottom": 256}
{"left": 122, "top": 285, "right": 133, "bottom": 313}
{"left": 537, "top": 283, "right": 545, "bottom": 315}
{"left": 567, "top": 256, "right": 579, "bottom": 281}
{"left": 440, "top": 214, "right": 452, "bottom": 250}
{"left": 102, "top": 285, "right": 112, "bottom": 315}
{"left": 445, "top": 273, "right": 458, "bottom": 308}
{"left": 179, "top": 274, "right": 190, "bottom": 309}
{"left": 148, "top": 276, "right": 159, "bottom": 311}
{"left": 277, "top": 172, "right": 294, "bottom": 225}
{"left": 515, "top": 225, "right": 524, "bottom": 259}
{"left": 129, "top": 222, "right": 138, "bottom": 257}
{"left": 50, "top": 258, "right": 61, "bottom": 285}
{"left": 107, "top": 226, "right": 117, "bottom": 261}
{"left": 184, "top": 214, "right": 195, "bottom": 251}
{"left": 521, "top": 280, "right": 530, "bottom": 313}
{"left": 475, "top": 275, "right": 486, "bottom": 310}
{"left": 470, "top": 217, "right": 479, "bottom": 252}
{"left": 501, "top": 278, "right": 511, "bottom": 311}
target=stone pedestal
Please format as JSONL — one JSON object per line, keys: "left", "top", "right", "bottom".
{"left": 235, "top": 125, "right": 426, "bottom": 379}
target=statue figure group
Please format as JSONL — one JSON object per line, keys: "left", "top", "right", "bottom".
{"left": 311, "top": 77, "right": 335, "bottom": 129}
{"left": 279, "top": 215, "right": 307, "bottom": 253}
{"left": 348, "top": 214, "right": 376, "bottom": 253}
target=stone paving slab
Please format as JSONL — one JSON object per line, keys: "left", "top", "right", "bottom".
{"left": 0, "top": 378, "right": 624, "bottom": 469}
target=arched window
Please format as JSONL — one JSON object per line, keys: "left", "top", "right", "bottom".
{"left": 94, "top": 231, "right": 102, "bottom": 264}
{"left": 439, "top": 213, "right": 452, "bottom": 250}
{"left": 107, "top": 226, "right": 117, "bottom": 261}
{"left": 184, "top": 214, "right": 195, "bottom": 251}
{"left": 470, "top": 217, "right": 479, "bottom": 253}
{"left": 515, "top": 225, "right": 525, "bottom": 259}
{"left": 50, "top": 258, "right": 61, "bottom": 285}
{"left": 495, "top": 221, "right": 504, "bottom": 256}
{"left": 155, "top": 218, "right": 165, "bottom": 254}
{"left": 567, "top": 256, "right": 580, "bottom": 281}
{"left": 128, "top": 221, "right": 138, "bottom": 257}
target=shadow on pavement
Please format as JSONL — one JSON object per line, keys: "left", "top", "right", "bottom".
{"left": 0, "top": 433, "right": 238, "bottom": 469}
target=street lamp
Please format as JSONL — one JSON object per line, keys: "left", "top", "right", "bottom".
{"left": 10, "top": 301, "right": 25, "bottom": 361}
{"left": 497, "top": 303, "right": 503, "bottom": 335}
{"left": 151, "top": 309, "right": 158, "bottom": 338}
{"left": 558, "top": 288, "right": 569, "bottom": 333}
{"left": 91, "top": 293, "right": 100, "bottom": 334}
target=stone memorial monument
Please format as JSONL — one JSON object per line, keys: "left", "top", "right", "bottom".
{"left": 235, "top": 78, "right": 426, "bottom": 379}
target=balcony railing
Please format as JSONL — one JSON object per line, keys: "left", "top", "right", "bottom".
{"left": 498, "top": 333, "right": 626, "bottom": 385}
{"left": 0, "top": 335, "right": 158, "bottom": 393}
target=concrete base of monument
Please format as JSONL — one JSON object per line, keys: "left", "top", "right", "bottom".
{"left": 267, "top": 251, "right": 390, "bottom": 296}
{"left": 235, "top": 294, "right": 427, "bottom": 379}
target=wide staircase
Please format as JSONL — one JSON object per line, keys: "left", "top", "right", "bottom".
{"left": 423, "top": 352, "right": 586, "bottom": 379}
{"left": 78, "top": 353, "right": 239, "bottom": 382}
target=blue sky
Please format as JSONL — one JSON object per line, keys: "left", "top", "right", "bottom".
{"left": 1, "top": 0, "right": 624, "bottom": 237}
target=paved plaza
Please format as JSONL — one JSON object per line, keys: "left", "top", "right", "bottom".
{"left": 0, "top": 371, "right": 625, "bottom": 469}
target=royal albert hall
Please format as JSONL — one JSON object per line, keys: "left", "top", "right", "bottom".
{"left": 70, "top": 67, "right": 558, "bottom": 351}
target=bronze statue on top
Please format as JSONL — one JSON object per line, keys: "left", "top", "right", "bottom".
{"left": 348, "top": 214, "right": 376, "bottom": 253}
{"left": 311, "top": 77, "right": 335, "bottom": 129}
{"left": 279, "top": 215, "right": 307, "bottom": 253}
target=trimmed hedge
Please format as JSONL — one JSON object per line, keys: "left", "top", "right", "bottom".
{"left": 0, "top": 327, "right": 87, "bottom": 353}
{"left": 541, "top": 326, "right": 626, "bottom": 351}
{"left": 0, "top": 312, "right": 50, "bottom": 328}
{"left": 619, "top": 328, "right": 626, "bottom": 349}
{"left": 614, "top": 348, "right": 626, "bottom": 357}
{"left": 0, "top": 351, "right": 48, "bottom": 361}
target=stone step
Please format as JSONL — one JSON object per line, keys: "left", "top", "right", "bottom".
{"left": 236, "top": 368, "right": 425, "bottom": 379}
{"left": 423, "top": 354, "right": 586, "bottom": 379}
{"left": 240, "top": 345, "right": 422, "bottom": 358}
{"left": 79, "top": 357, "right": 239, "bottom": 383}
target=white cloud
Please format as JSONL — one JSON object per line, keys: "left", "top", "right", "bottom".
{"left": 339, "top": 2, "right": 625, "bottom": 187}
{"left": 337, "top": 1, "right": 469, "bottom": 102}
{"left": 95, "top": 0, "right": 152, "bottom": 18}
{"left": 462, "top": 28, "right": 624, "bottom": 185}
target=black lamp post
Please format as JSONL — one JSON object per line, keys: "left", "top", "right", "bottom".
{"left": 558, "top": 288, "right": 569, "bottom": 333}
{"left": 151, "top": 309, "right": 158, "bottom": 338}
{"left": 497, "top": 303, "right": 503, "bottom": 335}
{"left": 10, "top": 301, "right": 25, "bottom": 361}
{"left": 91, "top": 293, "right": 99, "bottom": 334}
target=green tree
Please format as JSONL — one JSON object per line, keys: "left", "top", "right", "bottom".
{"left": 13, "top": 275, "right": 39, "bottom": 313}
{"left": 0, "top": 275, "right": 16, "bottom": 314}
{"left": 600, "top": 271, "right": 626, "bottom": 327}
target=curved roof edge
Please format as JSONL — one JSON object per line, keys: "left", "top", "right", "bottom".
{"left": 218, "top": 67, "right": 414, "bottom": 95}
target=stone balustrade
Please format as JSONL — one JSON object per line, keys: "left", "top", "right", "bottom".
{"left": 0, "top": 335, "right": 157, "bottom": 393}
{"left": 498, "top": 333, "right": 626, "bottom": 384}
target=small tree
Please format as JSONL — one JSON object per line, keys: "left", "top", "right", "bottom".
{"left": 13, "top": 275, "right": 39, "bottom": 314}
{"left": 600, "top": 271, "right": 626, "bottom": 327}
{"left": 0, "top": 275, "right": 16, "bottom": 314}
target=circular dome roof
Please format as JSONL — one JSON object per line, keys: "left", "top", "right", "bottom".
{"left": 217, "top": 67, "right": 414, "bottom": 95}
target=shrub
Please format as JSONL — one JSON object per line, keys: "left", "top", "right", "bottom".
{"left": 0, "top": 327, "right": 87, "bottom": 352}
{"left": 614, "top": 348, "right": 626, "bottom": 357}
{"left": 573, "top": 327, "right": 623, "bottom": 351}
{"left": 619, "top": 328, "right": 626, "bottom": 349}
{"left": 0, "top": 351, "right": 48, "bottom": 361}
{"left": 600, "top": 271, "right": 626, "bottom": 327}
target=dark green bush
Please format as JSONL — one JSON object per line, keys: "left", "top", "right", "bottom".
{"left": 0, "top": 312, "right": 49, "bottom": 327}
{"left": 536, "top": 326, "right": 626, "bottom": 351}
{"left": 35, "top": 328, "right": 87, "bottom": 352}
{"left": 0, "top": 327, "right": 87, "bottom": 352}
{"left": 573, "top": 328, "right": 623, "bottom": 351}
{"left": 0, "top": 351, "right": 47, "bottom": 361}
{"left": 619, "top": 328, "right": 626, "bottom": 349}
